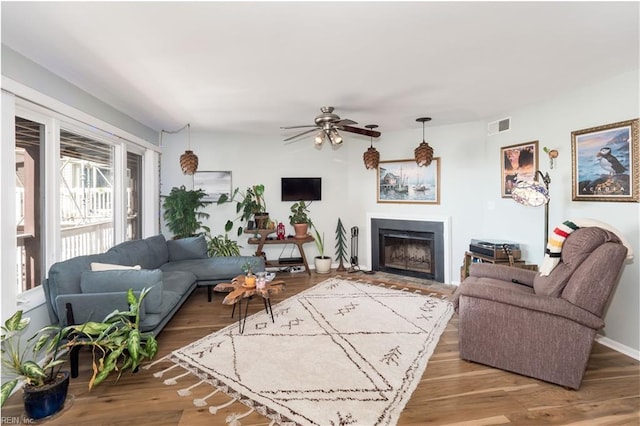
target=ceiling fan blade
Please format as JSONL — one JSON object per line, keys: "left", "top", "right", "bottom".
{"left": 339, "top": 125, "right": 382, "bottom": 138}
{"left": 284, "top": 128, "right": 319, "bottom": 143}
{"left": 281, "top": 125, "right": 317, "bottom": 129}
{"left": 335, "top": 118, "right": 357, "bottom": 126}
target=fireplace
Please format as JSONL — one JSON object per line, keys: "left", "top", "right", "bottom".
{"left": 371, "top": 218, "right": 445, "bottom": 282}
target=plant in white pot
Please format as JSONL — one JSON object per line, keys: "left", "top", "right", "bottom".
{"left": 312, "top": 224, "right": 332, "bottom": 274}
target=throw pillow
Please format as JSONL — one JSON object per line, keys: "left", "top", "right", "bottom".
{"left": 80, "top": 269, "right": 163, "bottom": 313}
{"left": 91, "top": 262, "right": 142, "bottom": 271}
{"left": 167, "top": 235, "right": 208, "bottom": 262}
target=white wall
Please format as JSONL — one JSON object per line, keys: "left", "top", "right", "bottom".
{"left": 161, "top": 69, "right": 639, "bottom": 356}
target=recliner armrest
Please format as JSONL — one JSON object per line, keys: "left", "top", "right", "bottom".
{"left": 469, "top": 263, "right": 537, "bottom": 287}
{"left": 457, "top": 282, "right": 604, "bottom": 329}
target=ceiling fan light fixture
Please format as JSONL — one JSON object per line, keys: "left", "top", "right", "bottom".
{"left": 363, "top": 124, "right": 380, "bottom": 170}
{"left": 330, "top": 129, "right": 343, "bottom": 145}
{"left": 415, "top": 117, "right": 434, "bottom": 167}
{"left": 314, "top": 131, "right": 325, "bottom": 146}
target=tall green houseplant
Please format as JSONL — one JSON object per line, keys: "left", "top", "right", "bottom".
{"left": 217, "top": 184, "right": 268, "bottom": 236}
{"left": 162, "top": 185, "right": 211, "bottom": 239}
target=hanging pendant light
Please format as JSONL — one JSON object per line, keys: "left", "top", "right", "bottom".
{"left": 179, "top": 123, "right": 198, "bottom": 175}
{"left": 414, "top": 117, "right": 434, "bottom": 167}
{"left": 363, "top": 124, "right": 380, "bottom": 170}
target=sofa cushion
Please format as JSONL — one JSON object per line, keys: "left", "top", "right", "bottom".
{"left": 106, "top": 239, "right": 154, "bottom": 269}
{"left": 80, "top": 269, "right": 164, "bottom": 313}
{"left": 161, "top": 256, "right": 265, "bottom": 281}
{"left": 167, "top": 235, "right": 208, "bottom": 262}
{"left": 161, "top": 270, "right": 198, "bottom": 294}
{"left": 145, "top": 234, "right": 169, "bottom": 269}
{"left": 91, "top": 262, "right": 142, "bottom": 271}
{"left": 48, "top": 252, "right": 123, "bottom": 295}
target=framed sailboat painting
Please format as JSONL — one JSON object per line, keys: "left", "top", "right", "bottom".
{"left": 377, "top": 158, "right": 440, "bottom": 204}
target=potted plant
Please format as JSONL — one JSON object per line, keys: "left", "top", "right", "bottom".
{"left": 1, "top": 312, "right": 70, "bottom": 420}
{"left": 206, "top": 232, "right": 241, "bottom": 257}
{"left": 218, "top": 184, "right": 268, "bottom": 236}
{"left": 312, "top": 224, "right": 332, "bottom": 274}
{"left": 289, "top": 201, "right": 311, "bottom": 239}
{"left": 162, "top": 185, "right": 211, "bottom": 239}
{"left": 1, "top": 288, "right": 158, "bottom": 420}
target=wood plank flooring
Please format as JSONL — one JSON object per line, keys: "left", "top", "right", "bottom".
{"left": 2, "top": 272, "right": 639, "bottom": 425}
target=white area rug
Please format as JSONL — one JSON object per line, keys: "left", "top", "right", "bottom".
{"left": 156, "top": 276, "right": 453, "bottom": 425}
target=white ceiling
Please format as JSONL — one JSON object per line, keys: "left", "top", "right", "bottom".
{"left": 2, "top": 1, "right": 639, "bottom": 140}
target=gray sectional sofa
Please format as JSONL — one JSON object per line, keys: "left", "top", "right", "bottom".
{"left": 43, "top": 234, "right": 265, "bottom": 336}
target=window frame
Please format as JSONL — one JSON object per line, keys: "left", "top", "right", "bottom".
{"left": 2, "top": 82, "right": 160, "bottom": 315}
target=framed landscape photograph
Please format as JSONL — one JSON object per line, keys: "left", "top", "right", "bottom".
{"left": 377, "top": 158, "right": 440, "bottom": 204}
{"left": 571, "top": 118, "right": 639, "bottom": 202}
{"left": 193, "top": 171, "right": 232, "bottom": 202}
{"left": 500, "top": 141, "right": 538, "bottom": 198}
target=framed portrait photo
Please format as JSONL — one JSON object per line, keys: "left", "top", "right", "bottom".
{"left": 500, "top": 141, "right": 538, "bottom": 198}
{"left": 377, "top": 158, "right": 440, "bottom": 204}
{"left": 193, "top": 171, "right": 232, "bottom": 202}
{"left": 571, "top": 118, "right": 639, "bottom": 202}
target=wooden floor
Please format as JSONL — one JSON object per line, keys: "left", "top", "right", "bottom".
{"left": 3, "top": 272, "right": 639, "bottom": 425}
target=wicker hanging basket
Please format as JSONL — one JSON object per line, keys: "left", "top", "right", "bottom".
{"left": 363, "top": 146, "right": 380, "bottom": 170}
{"left": 180, "top": 150, "right": 199, "bottom": 175}
{"left": 414, "top": 141, "right": 434, "bottom": 167}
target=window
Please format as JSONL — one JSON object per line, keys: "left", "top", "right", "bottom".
{"left": 127, "top": 151, "right": 142, "bottom": 240}
{"left": 59, "top": 129, "right": 115, "bottom": 261}
{"left": 15, "top": 117, "right": 45, "bottom": 293}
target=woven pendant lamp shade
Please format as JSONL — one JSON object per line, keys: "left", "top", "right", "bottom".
{"left": 414, "top": 141, "right": 434, "bottom": 167}
{"left": 415, "top": 117, "right": 434, "bottom": 167}
{"left": 180, "top": 150, "right": 199, "bottom": 175}
{"left": 363, "top": 146, "right": 380, "bottom": 169}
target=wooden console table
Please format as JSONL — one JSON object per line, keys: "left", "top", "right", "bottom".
{"left": 244, "top": 229, "right": 314, "bottom": 275}
{"left": 460, "top": 251, "right": 538, "bottom": 282}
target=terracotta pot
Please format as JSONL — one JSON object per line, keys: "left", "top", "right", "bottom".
{"left": 23, "top": 371, "right": 70, "bottom": 420}
{"left": 293, "top": 223, "right": 309, "bottom": 239}
{"left": 254, "top": 213, "right": 270, "bottom": 229}
{"left": 314, "top": 256, "right": 332, "bottom": 274}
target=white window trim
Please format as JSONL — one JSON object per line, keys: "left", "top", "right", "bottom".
{"left": 2, "top": 79, "right": 161, "bottom": 314}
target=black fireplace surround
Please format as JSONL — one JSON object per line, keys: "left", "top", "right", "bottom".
{"left": 371, "top": 218, "right": 445, "bottom": 282}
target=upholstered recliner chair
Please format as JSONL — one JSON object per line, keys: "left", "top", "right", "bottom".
{"left": 452, "top": 226, "right": 630, "bottom": 389}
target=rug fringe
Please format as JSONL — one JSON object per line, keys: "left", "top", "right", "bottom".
{"left": 209, "top": 397, "right": 237, "bottom": 414}
{"left": 178, "top": 379, "right": 205, "bottom": 396}
{"left": 163, "top": 370, "right": 190, "bottom": 385}
{"left": 226, "top": 407, "right": 255, "bottom": 426}
{"left": 193, "top": 388, "right": 220, "bottom": 407}
{"left": 153, "top": 363, "right": 179, "bottom": 378}
{"left": 142, "top": 354, "right": 170, "bottom": 370}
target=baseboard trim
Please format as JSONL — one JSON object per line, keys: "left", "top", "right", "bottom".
{"left": 595, "top": 335, "right": 640, "bottom": 360}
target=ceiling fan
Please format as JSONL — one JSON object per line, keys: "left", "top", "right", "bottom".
{"left": 281, "top": 106, "right": 382, "bottom": 145}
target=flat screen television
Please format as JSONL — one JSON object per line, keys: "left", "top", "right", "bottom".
{"left": 281, "top": 177, "right": 322, "bottom": 201}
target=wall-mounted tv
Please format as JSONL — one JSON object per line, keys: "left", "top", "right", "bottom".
{"left": 281, "top": 177, "right": 322, "bottom": 201}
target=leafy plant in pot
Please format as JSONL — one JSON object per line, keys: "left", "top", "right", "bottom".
{"left": 218, "top": 184, "right": 268, "bottom": 236}
{"left": 1, "top": 288, "right": 158, "bottom": 420}
{"left": 162, "top": 185, "right": 211, "bottom": 239}
{"left": 312, "top": 224, "right": 332, "bottom": 274}
{"left": 289, "top": 201, "right": 311, "bottom": 239}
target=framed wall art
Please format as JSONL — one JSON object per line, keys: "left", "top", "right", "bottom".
{"left": 193, "top": 171, "right": 232, "bottom": 202}
{"left": 377, "top": 158, "right": 440, "bottom": 204}
{"left": 571, "top": 118, "right": 639, "bottom": 202}
{"left": 500, "top": 141, "right": 538, "bottom": 198}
